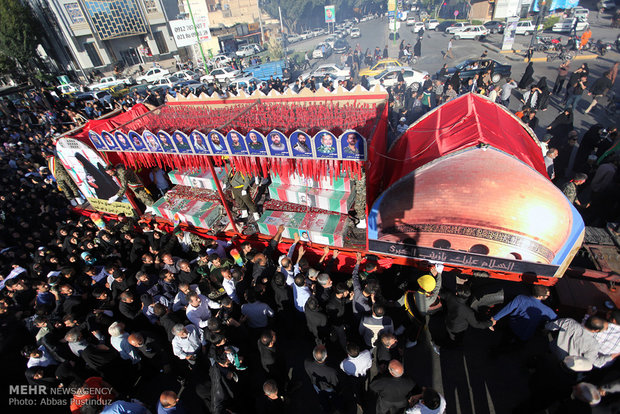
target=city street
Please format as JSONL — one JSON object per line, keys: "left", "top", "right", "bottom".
{"left": 289, "top": 12, "right": 620, "bottom": 143}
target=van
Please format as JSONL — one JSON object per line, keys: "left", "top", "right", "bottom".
{"left": 572, "top": 7, "right": 589, "bottom": 21}
{"left": 514, "top": 20, "right": 537, "bottom": 35}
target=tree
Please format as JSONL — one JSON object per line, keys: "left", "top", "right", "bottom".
{"left": 0, "top": 0, "right": 42, "bottom": 70}
{"left": 266, "top": 36, "right": 284, "bottom": 60}
{"left": 0, "top": 52, "right": 16, "bottom": 76}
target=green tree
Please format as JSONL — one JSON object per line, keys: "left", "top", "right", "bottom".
{"left": 0, "top": 52, "right": 16, "bottom": 76}
{"left": 0, "top": 0, "right": 42, "bottom": 71}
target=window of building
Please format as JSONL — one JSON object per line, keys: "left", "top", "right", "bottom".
{"left": 65, "top": 2, "right": 86, "bottom": 24}
{"left": 143, "top": 0, "right": 158, "bottom": 14}
{"left": 153, "top": 31, "right": 168, "bottom": 54}
{"left": 83, "top": 0, "right": 148, "bottom": 41}
{"left": 83, "top": 42, "right": 103, "bottom": 67}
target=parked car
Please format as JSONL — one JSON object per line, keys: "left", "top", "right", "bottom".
{"left": 300, "top": 30, "right": 312, "bottom": 40}
{"left": 412, "top": 22, "right": 425, "bottom": 33}
{"left": 452, "top": 25, "right": 489, "bottom": 40}
{"left": 436, "top": 58, "right": 512, "bottom": 83}
{"left": 89, "top": 75, "right": 133, "bottom": 90}
{"left": 211, "top": 54, "right": 232, "bottom": 66}
{"left": 287, "top": 34, "right": 302, "bottom": 43}
{"left": 514, "top": 20, "right": 540, "bottom": 35}
{"left": 74, "top": 90, "right": 114, "bottom": 106}
{"left": 368, "top": 67, "right": 428, "bottom": 89}
{"left": 57, "top": 83, "right": 81, "bottom": 95}
{"left": 446, "top": 22, "right": 468, "bottom": 34}
{"left": 552, "top": 18, "right": 590, "bottom": 33}
{"left": 173, "top": 80, "right": 202, "bottom": 90}
{"left": 173, "top": 70, "right": 200, "bottom": 81}
{"left": 406, "top": 16, "right": 416, "bottom": 26}
{"left": 571, "top": 6, "right": 589, "bottom": 21}
{"left": 149, "top": 75, "right": 181, "bottom": 89}
{"left": 136, "top": 67, "right": 170, "bottom": 84}
{"left": 425, "top": 19, "right": 440, "bottom": 30}
{"left": 350, "top": 27, "right": 361, "bottom": 38}
{"left": 359, "top": 58, "right": 404, "bottom": 77}
{"left": 235, "top": 44, "right": 261, "bottom": 57}
{"left": 313, "top": 43, "right": 333, "bottom": 59}
{"left": 483, "top": 20, "right": 505, "bottom": 34}
{"left": 128, "top": 84, "right": 150, "bottom": 96}
{"left": 228, "top": 76, "right": 267, "bottom": 91}
{"left": 300, "top": 63, "right": 351, "bottom": 81}
{"left": 200, "top": 66, "right": 241, "bottom": 84}
{"left": 436, "top": 20, "right": 457, "bottom": 31}
{"left": 600, "top": 0, "right": 617, "bottom": 10}
{"left": 333, "top": 39, "right": 350, "bottom": 53}
{"left": 311, "top": 28, "right": 323, "bottom": 37}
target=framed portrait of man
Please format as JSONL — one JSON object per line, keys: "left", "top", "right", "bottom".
{"left": 129, "top": 131, "right": 148, "bottom": 152}
{"left": 246, "top": 130, "right": 268, "bottom": 156}
{"left": 189, "top": 130, "right": 211, "bottom": 154}
{"left": 88, "top": 131, "right": 107, "bottom": 151}
{"left": 114, "top": 132, "right": 134, "bottom": 152}
{"left": 226, "top": 130, "right": 249, "bottom": 156}
{"left": 101, "top": 131, "right": 119, "bottom": 151}
{"left": 266, "top": 130, "right": 291, "bottom": 157}
{"left": 143, "top": 130, "right": 163, "bottom": 153}
{"left": 157, "top": 131, "right": 177, "bottom": 154}
{"left": 172, "top": 130, "right": 194, "bottom": 154}
{"left": 339, "top": 130, "right": 366, "bottom": 160}
{"left": 289, "top": 130, "right": 314, "bottom": 158}
{"left": 314, "top": 130, "right": 339, "bottom": 159}
{"left": 207, "top": 130, "right": 230, "bottom": 155}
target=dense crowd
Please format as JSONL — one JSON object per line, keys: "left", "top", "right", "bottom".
{"left": 1, "top": 47, "right": 620, "bottom": 414}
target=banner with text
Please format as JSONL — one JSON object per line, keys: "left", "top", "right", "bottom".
{"left": 169, "top": 17, "right": 211, "bottom": 48}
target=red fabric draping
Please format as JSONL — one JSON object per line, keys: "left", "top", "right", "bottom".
{"left": 380, "top": 93, "right": 547, "bottom": 191}
{"left": 366, "top": 103, "right": 390, "bottom": 207}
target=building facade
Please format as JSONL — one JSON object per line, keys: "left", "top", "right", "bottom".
{"left": 28, "top": 0, "right": 178, "bottom": 75}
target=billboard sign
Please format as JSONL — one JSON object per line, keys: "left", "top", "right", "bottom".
{"left": 324, "top": 5, "right": 336, "bottom": 23}
{"left": 169, "top": 17, "right": 211, "bottom": 48}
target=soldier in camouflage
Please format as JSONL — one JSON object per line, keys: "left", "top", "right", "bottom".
{"left": 223, "top": 169, "right": 260, "bottom": 221}
{"left": 105, "top": 164, "right": 154, "bottom": 208}
{"left": 560, "top": 172, "right": 588, "bottom": 206}
{"left": 47, "top": 155, "right": 84, "bottom": 207}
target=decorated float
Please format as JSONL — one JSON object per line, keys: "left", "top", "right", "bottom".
{"left": 55, "top": 88, "right": 588, "bottom": 285}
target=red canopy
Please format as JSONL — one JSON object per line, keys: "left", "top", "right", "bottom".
{"left": 379, "top": 93, "right": 547, "bottom": 193}
{"left": 72, "top": 104, "right": 151, "bottom": 140}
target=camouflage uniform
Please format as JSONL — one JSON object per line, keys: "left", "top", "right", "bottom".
{"left": 226, "top": 170, "right": 256, "bottom": 213}
{"left": 114, "top": 165, "right": 154, "bottom": 206}
{"left": 561, "top": 181, "right": 577, "bottom": 204}
{"left": 49, "top": 156, "right": 81, "bottom": 200}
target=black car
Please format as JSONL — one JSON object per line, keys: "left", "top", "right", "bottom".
{"left": 436, "top": 58, "right": 512, "bottom": 83}
{"left": 435, "top": 20, "right": 457, "bottom": 32}
{"left": 333, "top": 39, "right": 350, "bottom": 53}
{"left": 483, "top": 20, "right": 505, "bottom": 34}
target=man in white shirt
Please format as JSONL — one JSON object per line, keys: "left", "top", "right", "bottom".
{"left": 186, "top": 292, "right": 220, "bottom": 329}
{"left": 340, "top": 342, "right": 372, "bottom": 400}
{"left": 171, "top": 323, "right": 204, "bottom": 364}
{"left": 108, "top": 322, "right": 140, "bottom": 364}
{"left": 221, "top": 268, "right": 240, "bottom": 304}
{"left": 406, "top": 387, "right": 447, "bottom": 414}
{"left": 293, "top": 274, "right": 312, "bottom": 312}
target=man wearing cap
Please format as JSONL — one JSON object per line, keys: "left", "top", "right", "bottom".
{"left": 411, "top": 264, "right": 443, "bottom": 317}
{"left": 105, "top": 164, "right": 154, "bottom": 208}
{"left": 397, "top": 117, "right": 409, "bottom": 135}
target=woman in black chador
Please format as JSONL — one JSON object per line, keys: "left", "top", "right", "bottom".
{"left": 74, "top": 152, "right": 119, "bottom": 199}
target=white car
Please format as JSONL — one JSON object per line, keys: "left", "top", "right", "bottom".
{"left": 514, "top": 20, "right": 539, "bottom": 35}
{"left": 228, "top": 76, "right": 266, "bottom": 91}
{"left": 350, "top": 28, "right": 361, "bottom": 38}
{"left": 412, "top": 22, "right": 425, "bottom": 33}
{"left": 425, "top": 19, "right": 440, "bottom": 30}
{"left": 210, "top": 54, "right": 232, "bottom": 67}
{"left": 200, "top": 66, "right": 241, "bottom": 84}
{"left": 173, "top": 70, "right": 200, "bottom": 81}
{"left": 300, "top": 30, "right": 312, "bottom": 40}
{"left": 406, "top": 16, "right": 416, "bottom": 26}
{"left": 89, "top": 75, "right": 133, "bottom": 90}
{"left": 287, "top": 34, "right": 302, "bottom": 43}
{"left": 572, "top": 6, "right": 589, "bottom": 21}
{"left": 235, "top": 44, "right": 261, "bottom": 57}
{"left": 452, "top": 25, "right": 489, "bottom": 40}
{"left": 148, "top": 75, "right": 181, "bottom": 89}
{"left": 301, "top": 63, "right": 351, "bottom": 81}
{"left": 58, "top": 83, "right": 81, "bottom": 95}
{"left": 311, "top": 28, "right": 323, "bottom": 37}
{"left": 136, "top": 67, "right": 170, "bottom": 84}
{"left": 552, "top": 18, "right": 590, "bottom": 33}
{"left": 313, "top": 43, "right": 332, "bottom": 59}
{"left": 368, "top": 66, "right": 428, "bottom": 89}
{"left": 446, "top": 22, "right": 468, "bottom": 34}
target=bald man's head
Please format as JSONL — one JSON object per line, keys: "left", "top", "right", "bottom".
{"left": 128, "top": 333, "right": 144, "bottom": 347}
{"left": 388, "top": 360, "right": 404, "bottom": 378}
{"left": 160, "top": 390, "right": 178, "bottom": 408}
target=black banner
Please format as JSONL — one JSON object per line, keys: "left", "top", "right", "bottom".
{"left": 368, "top": 240, "right": 559, "bottom": 277}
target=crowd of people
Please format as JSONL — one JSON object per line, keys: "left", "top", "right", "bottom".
{"left": 1, "top": 43, "right": 620, "bottom": 414}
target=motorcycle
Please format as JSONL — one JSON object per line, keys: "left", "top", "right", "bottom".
{"left": 595, "top": 39, "right": 613, "bottom": 56}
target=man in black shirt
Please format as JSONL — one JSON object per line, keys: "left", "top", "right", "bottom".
{"left": 369, "top": 360, "right": 416, "bottom": 413}
{"left": 304, "top": 345, "right": 340, "bottom": 412}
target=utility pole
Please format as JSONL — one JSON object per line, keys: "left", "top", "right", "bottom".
{"left": 185, "top": 0, "right": 209, "bottom": 74}
{"left": 258, "top": 0, "right": 265, "bottom": 44}
{"left": 279, "top": 6, "right": 287, "bottom": 56}
{"left": 529, "top": 0, "right": 546, "bottom": 51}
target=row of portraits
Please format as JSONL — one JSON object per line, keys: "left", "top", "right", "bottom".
{"left": 89, "top": 128, "right": 367, "bottom": 161}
